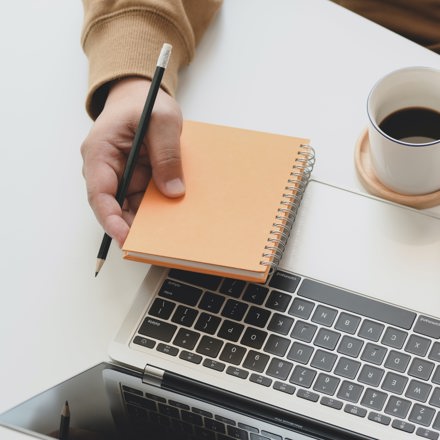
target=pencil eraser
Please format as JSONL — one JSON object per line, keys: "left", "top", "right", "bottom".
{"left": 157, "top": 43, "right": 172, "bottom": 69}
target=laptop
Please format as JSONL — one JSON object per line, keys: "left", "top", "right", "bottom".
{"left": 1, "top": 179, "right": 440, "bottom": 440}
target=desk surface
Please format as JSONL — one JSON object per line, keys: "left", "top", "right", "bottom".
{"left": 1, "top": 1, "right": 439, "bottom": 438}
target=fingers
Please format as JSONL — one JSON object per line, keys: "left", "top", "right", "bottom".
{"left": 146, "top": 102, "right": 185, "bottom": 198}
{"left": 81, "top": 78, "right": 185, "bottom": 247}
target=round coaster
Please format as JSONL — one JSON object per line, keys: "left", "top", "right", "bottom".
{"left": 354, "top": 128, "right": 440, "bottom": 209}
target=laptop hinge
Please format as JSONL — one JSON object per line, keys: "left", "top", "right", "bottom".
{"left": 142, "top": 364, "right": 164, "bottom": 387}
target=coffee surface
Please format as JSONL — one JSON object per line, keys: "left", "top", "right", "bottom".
{"left": 379, "top": 106, "right": 440, "bottom": 143}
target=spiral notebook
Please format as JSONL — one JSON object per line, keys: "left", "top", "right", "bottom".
{"left": 122, "top": 120, "right": 314, "bottom": 283}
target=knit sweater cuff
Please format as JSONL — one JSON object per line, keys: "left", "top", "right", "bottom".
{"left": 82, "top": 9, "right": 191, "bottom": 119}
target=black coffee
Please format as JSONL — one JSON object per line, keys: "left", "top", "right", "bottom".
{"left": 379, "top": 106, "right": 440, "bottom": 143}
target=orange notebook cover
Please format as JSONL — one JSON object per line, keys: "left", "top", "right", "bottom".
{"left": 123, "top": 120, "right": 314, "bottom": 282}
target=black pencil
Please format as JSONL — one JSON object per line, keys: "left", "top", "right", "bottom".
{"left": 59, "top": 401, "right": 70, "bottom": 440}
{"left": 95, "top": 43, "right": 173, "bottom": 276}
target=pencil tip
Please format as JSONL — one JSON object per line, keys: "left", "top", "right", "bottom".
{"left": 95, "top": 258, "right": 105, "bottom": 277}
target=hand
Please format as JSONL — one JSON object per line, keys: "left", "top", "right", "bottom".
{"left": 81, "top": 77, "right": 185, "bottom": 247}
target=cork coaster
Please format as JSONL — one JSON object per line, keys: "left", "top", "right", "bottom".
{"left": 354, "top": 128, "right": 440, "bottom": 209}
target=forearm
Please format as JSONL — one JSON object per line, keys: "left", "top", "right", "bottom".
{"left": 81, "top": 0, "right": 222, "bottom": 119}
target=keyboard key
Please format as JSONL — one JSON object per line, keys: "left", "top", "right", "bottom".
{"left": 261, "top": 431, "right": 283, "bottom": 440}
{"left": 138, "top": 317, "right": 177, "bottom": 343}
{"left": 267, "top": 313, "right": 294, "bottom": 335}
{"left": 384, "top": 350, "right": 411, "bottom": 373}
{"left": 360, "top": 343, "right": 387, "bottom": 365}
{"left": 297, "top": 389, "right": 319, "bottom": 402}
{"left": 181, "top": 410, "right": 203, "bottom": 426}
{"left": 266, "top": 358, "right": 293, "bottom": 380}
{"left": 320, "top": 397, "right": 343, "bottom": 410}
{"left": 227, "top": 425, "right": 248, "bottom": 439}
{"left": 384, "top": 396, "right": 411, "bottom": 419}
{"left": 249, "top": 374, "right": 272, "bottom": 387}
{"left": 149, "top": 298, "right": 176, "bottom": 319}
{"left": 409, "top": 404, "right": 435, "bottom": 427}
{"left": 269, "top": 270, "right": 301, "bottom": 292}
{"left": 337, "top": 335, "right": 363, "bottom": 358}
{"left": 221, "top": 299, "right": 248, "bottom": 321}
{"left": 238, "top": 423, "right": 259, "bottom": 434}
{"left": 203, "top": 359, "right": 226, "bottom": 372}
{"left": 242, "top": 350, "right": 270, "bottom": 373}
{"left": 287, "top": 342, "right": 314, "bottom": 365}
{"left": 241, "top": 327, "right": 268, "bottom": 349}
{"left": 310, "top": 349, "right": 337, "bottom": 372}
{"left": 334, "top": 312, "right": 361, "bottom": 335}
{"left": 381, "top": 371, "right": 408, "bottom": 395}
{"left": 218, "top": 320, "right": 244, "bottom": 342}
{"left": 433, "top": 366, "right": 440, "bottom": 384}
{"left": 196, "top": 335, "right": 223, "bottom": 357}
{"left": 360, "top": 388, "right": 388, "bottom": 411}
{"left": 337, "top": 381, "right": 364, "bottom": 403}
{"left": 273, "top": 381, "right": 295, "bottom": 395}
{"left": 205, "top": 418, "right": 226, "bottom": 434}
{"left": 408, "top": 357, "right": 435, "bottom": 381}
{"left": 156, "top": 343, "right": 178, "bottom": 356}
{"left": 405, "top": 379, "right": 432, "bottom": 402}
{"left": 416, "top": 428, "right": 439, "bottom": 439}
{"left": 391, "top": 419, "right": 415, "bottom": 434}
{"left": 314, "top": 328, "right": 340, "bottom": 350}
{"left": 159, "top": 279, "right": 203, "bottom": 306}
{"left": 289, "top": 366, "right": 316, "bottom": 388}
{"left": 159, "top": 402, "right": 180, "bottom": 418}
{"left": 220, "top": 278, "right": 246, "bottom": 298}
{"left": 199, "top": 291, "right": 225, "bottom": 313}
{"left": 381, "top": 326, "right": 408, "bottom": 349}
{"left": 244, "top": 306, "right": 271, "bottom": 328}
{"left": 133, "top": 336, "right": 155, "bottom": 349}
{"left": 242, "top": 284, "right": 269, "bottom": 304}
{"left": 344, "top": 405, "right": 367, "bottom": 418}
{"left": 405, "top": 334, "right": 431, "bottom": 357}
{"left": 358, "top": 365, "right": 384, "bottom": 387}
{"left": 265, "top": 290, "right": 291, "bottom": 312}
{"left": 195, "top": 312, "right": 221, "bottom": 335}
{"left": 263, "top": 334, "right": 291, "bottom": 357}
{"left": 297, "top": 279, "right": 416, "bottom": 329}
{"left": 288, "top": 297, "right": 314, "bottom": 319}
{"left": 179, "top": 350, "right": 202, "bottom": 364}
{"left": 358, "top": 319, "right": 384, "bottom": 342}
{"left": 367, "top": 412, "right": 391, "bottom": 426}
{"left": 291, "top": 321, "right": 317, "bottom": 342}
{"left": 429, "top": 387, "right": 440, "bottom": 407}
{"left": 429, "top": 342, "right": 440, "bottom": 362}
{"left": 334, "top": 357, "right": 361, "bottom": 379}
{"left": 226, "top": 366, "right": 249, "bottom": 379}
{"left": 313, "top": 373, "right": 340, "bottom": 395}
{"left": 219, "top": 343, "right": 246, "bottom": 365}
{"left": 311, "top": 305, "right": 338, "bottom": 327}
{"left": 171, "top": 305, "right": 198, "bottom": 327}
{"left": 173, "top": 328, "right": 200, "bottom": 350}
{"left": 194, "top": 426, "right": 216, "bottom": 439}
{"left": 414, "top": 315, "right": 440, "bottom": 339}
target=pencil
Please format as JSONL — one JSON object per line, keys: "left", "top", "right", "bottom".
{"left": 95, "top": 43, "right": 173, "bottom": 276}
{"left": 59, "top": 401, "right": 70, "bottom": 440}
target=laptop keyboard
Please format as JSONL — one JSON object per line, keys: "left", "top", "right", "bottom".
{"left": 123, "top": 384, "right": 291, "bottom": 439}
{"left": 132, "top": 269, "right": 440, "bottom": 439}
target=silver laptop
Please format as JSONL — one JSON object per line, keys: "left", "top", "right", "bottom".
{"left": 2, "top": 180, "right": 440, "bottom": 440}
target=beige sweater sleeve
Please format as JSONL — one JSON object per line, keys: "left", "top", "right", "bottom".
{"left": 81, "top": 0, "right": 222, "bottom": 119}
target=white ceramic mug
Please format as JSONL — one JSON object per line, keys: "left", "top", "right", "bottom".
{"left": 367, "top": 66, "right": 440, "bottom": 195}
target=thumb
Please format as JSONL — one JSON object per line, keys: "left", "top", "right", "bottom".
{"left": 148, "top": 118, "right": 185, "bottom": 198}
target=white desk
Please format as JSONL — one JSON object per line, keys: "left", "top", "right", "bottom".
{"left": 0, "top": 1, "right": 439, "bottom": 438}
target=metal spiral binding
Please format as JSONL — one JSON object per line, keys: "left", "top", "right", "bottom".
{"left": 260, "top": 144, "right": 315, "bottom": 269}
